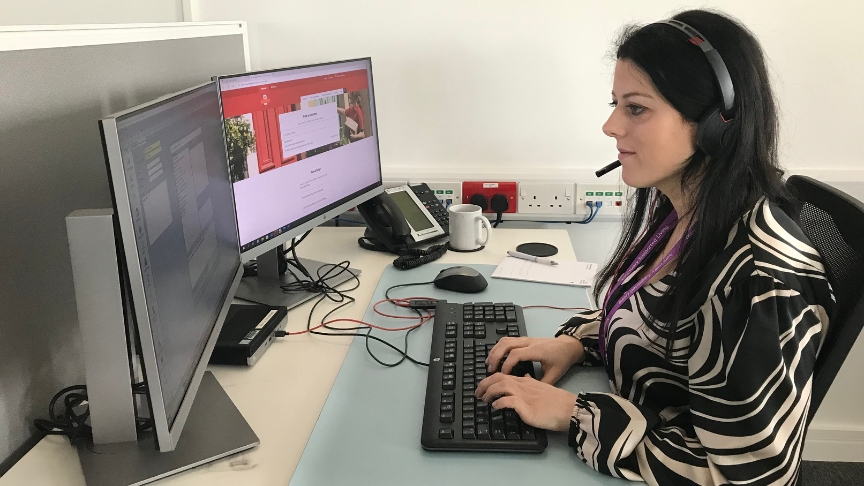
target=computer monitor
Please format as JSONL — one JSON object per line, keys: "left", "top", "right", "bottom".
{"left": 83, "top": 81, "right": 257, "bottom": 485}
{"left": 217, "top": 58, "right": 384, "bottom": 307}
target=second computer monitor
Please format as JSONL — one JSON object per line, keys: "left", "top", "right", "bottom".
{"left": 218, "top": 58, "right": 383, "bottom": 306}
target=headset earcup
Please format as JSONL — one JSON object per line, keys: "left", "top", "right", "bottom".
{"left": 696, "top": 106, "right": 732, "bottom": 156}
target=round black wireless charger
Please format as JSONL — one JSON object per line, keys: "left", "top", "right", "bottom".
{"left": 515, "top": 242, "right": 558, "bottom": 257}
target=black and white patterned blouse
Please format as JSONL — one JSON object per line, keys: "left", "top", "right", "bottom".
{"left": 556, "top": 199, "right": 835, "bottom": 485}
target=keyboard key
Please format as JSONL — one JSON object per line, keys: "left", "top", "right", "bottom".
{"left": 496, "top": 327, "right": 508, "bottom": 334}
{"left": 444, "top": 353, "right": 456, "bottom": 362}
{"left": 476, "top": 424, "right": 491, "bottom": 440}
{"left": 462, "top": 427, "right": 475, "bottom": 439}
{"left": 443, "top": 373, "right": 454, "bottom": 381}
{"left": 440, "top": 412, "right": 454, "bottom": 423}
{"left": 441, "top": 394, "right": 454, "bottom": 404}
{"left": 520, "top": 424, "right": 536, "bottom": 440}
{"left": 463, "top": 383, "right": 475, "bottom": 391}
{"left": 440, "top": 403, "right": 453, "bottom": 412}
{"left": 492, "top": 427, "right": 506, "bottom": 440}
{"left": 505, "top": 311, "right": 517, "bottom": 322}
{"left": 442, "top": 380, "right": 454, "bottom": 390}
{"left": 439, "top": 428, "right": 454, "bottom": 439}
{"left": 462, "top": 396, "right": 474, "bottom": 404}
{"left": 462, "top": 413, "right": 474, "bottom": 422}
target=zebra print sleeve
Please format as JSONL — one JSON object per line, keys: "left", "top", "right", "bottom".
{"left": 556, "top": 309, "right": 603, "bottom": 366}
{"left": 568, "top": 273, "right": 828, "bottom": 485}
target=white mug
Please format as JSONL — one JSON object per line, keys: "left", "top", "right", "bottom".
{"left": 448, "top": 204, "right": 492, "bottom": 251}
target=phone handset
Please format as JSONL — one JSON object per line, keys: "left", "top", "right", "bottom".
{"left": 357, "top": 192, "right": 411, "bottom": 253}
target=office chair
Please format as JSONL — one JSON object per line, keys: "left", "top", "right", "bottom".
{"left": 786, "top": 175, "right": 864, "bottom": 425}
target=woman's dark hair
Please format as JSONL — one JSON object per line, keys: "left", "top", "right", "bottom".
{"left": 594, "top": 9, "right": 792, "bottom": 360}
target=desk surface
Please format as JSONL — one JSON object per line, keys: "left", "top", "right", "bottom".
{"left": 3, "top": 227, "right": 589, "bottom": 486}
{"left": 290, "top": 263, "right": 621, "bottom": 486}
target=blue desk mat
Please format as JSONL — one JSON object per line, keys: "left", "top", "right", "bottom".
{"left": 289, "top": 263, "right": 625, "bottom": 485}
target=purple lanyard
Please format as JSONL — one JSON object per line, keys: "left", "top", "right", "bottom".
{"left": 599, "top": 210, "right": 690, "bottom": 360}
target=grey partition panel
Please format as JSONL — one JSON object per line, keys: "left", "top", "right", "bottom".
{"left": 0, "top": 34, "right": 246, "bottom": 470}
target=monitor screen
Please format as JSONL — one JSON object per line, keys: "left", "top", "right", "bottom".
{"left": 218, "top": 58, "right": 383, "bottom": 253}
{"left": 104, "top": 82, "right": 242, "bottom": 441}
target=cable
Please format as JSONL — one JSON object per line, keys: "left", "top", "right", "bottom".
{"left": 33, "top": 384, "right": 154, "bottom": 446}
{"left": 385, "top": 281, "right": 434, "bottom": 300}
{"left": 571, "top": 201, "right": 600, "bottom": 224}
{"left": 274, "top": 273, "right": 434, "bottom": 367}
{"left": 392, "top": 244, "right": 447, "bottom": 270}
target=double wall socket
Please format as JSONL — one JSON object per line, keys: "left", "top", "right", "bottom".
{"left": 462, "top": 181, "right": 518, "bottom": 214}
{"left": 518, "top": 183, "right": 575, "bottom": 215}
{"left": 575, "top": 183, "right": 627, "bottom": 219}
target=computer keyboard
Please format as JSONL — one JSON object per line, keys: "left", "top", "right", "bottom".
{"left": 421, "top": 302, "right": 548, "bottom": 452}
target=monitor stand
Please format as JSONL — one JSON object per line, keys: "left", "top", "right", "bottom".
{"left": 77, "top": 371, "right": 258, "bottom": 486}
{"left": 235, "top": 245, "right": 361, "bottom": 309}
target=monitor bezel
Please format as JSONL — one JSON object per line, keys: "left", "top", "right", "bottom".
{"left": 215, "top": 57, "right": 384, "bottom": 262}
{"left": 101, "top": 81, "right": 244, "bottom": 452}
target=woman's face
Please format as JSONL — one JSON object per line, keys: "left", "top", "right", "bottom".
{"left": 602, "top": 59, "right": 696, "bottom": 192}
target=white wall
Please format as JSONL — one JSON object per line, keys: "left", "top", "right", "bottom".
{"left": 193, "top": 0, "right": 864, "bottom": 460}
{"left": 191, "top": 0, "right": 864, "bottom": 182}
{"left": 0, "top": 0, "right": 183, "bottom": 25}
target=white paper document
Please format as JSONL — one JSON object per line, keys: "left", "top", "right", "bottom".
{"left": 491, "top": 257, "right": 598, "bottom": 287}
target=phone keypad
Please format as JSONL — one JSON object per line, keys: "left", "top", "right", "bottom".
{"left": 412, "top": 185, "right": 450, "bottom": 235}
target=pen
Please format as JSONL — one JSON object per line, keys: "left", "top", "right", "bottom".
{"left": 507, "top": 250, "right": 558, "bottom": 266}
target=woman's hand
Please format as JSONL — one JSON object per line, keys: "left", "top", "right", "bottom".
{"left": 485, "top": 335, "right": 585, "bottom": 385}
{"left": 475, "top": 373, "right": 577, "bottom": 431}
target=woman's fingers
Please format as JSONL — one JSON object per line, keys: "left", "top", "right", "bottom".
{"left": 499, "top": 347, "right": 528, "bottom": 375}
{"left": 485, "top": 337, "right": 530, "bottom": 373}
{"left": 478, "top": 375, "right": 521, "bottom": 402}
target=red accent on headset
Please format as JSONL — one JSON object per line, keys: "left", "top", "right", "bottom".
{"left": 689, "top": 37, "right": 703, "bottom": 45}
{"left": 720, "top": 113, "right": 732, "bottom": 123}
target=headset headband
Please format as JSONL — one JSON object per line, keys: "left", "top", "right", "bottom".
{"left": 656, "top": 19, "right": 735, "bottom": 119}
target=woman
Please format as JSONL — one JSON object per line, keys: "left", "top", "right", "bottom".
{"left": 475, "top": 9, "right": 834, "bottom": 485}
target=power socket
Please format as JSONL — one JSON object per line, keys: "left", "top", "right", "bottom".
{"left": 462, "top": 181, "right": 518, "bottom": 214}
{"left": 575, "top": 183, "right": 627, "bottom": 220}
{"left": 518, "top": 183, "right": 575, "bottom": 215}
{"left": 423, "top": 182, "right": 462, "bottom": 208}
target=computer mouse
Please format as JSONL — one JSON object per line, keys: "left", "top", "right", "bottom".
{"left": 433, "top": 266, "right": 488, "bottom": 293}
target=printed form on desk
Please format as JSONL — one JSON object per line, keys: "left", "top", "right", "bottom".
{"left": 491, "top": 257, "right": 598, "bottom": 287}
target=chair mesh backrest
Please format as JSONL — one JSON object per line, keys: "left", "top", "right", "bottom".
{"left": 798, "top": 201, "right": 864, "bottom": 324}
{"left": 787, "top": 176, "right": 864, "bottom": 423}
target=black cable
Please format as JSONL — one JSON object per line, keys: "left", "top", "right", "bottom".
{"left": 310, "top": 280, "right": 430, "bottom": 367}
{"left": 34, "top": 384, "right": 154, "bottom": 446}
{"left": 275, "top": 277, "right": 434, "bottom": 367}
{"left": 384, "top": 280, "right": 434, "bottom": 300}
{"left": 391, "top": 244, "right": 447, "bottom": 270}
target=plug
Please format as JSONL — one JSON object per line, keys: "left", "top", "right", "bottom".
{"left": 469, "top": 193, "right": 489, "bottom": 211}
{"left": 490, "top": 194, "right": 509, "bottom": 213}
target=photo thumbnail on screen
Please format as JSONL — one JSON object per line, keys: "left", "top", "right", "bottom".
{"left": 221, "top": 74, "right": 372, "bottom": 183}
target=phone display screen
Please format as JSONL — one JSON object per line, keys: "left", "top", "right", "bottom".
{"left": 389, "top": 190, "right": 434, "bottom": 231}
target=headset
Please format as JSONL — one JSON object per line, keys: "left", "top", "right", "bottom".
{"left": 655, "top": 19, "right": 736, "bottom": 156}
{"left": 597, "top": 19, "right": 737, "bottom": 178}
